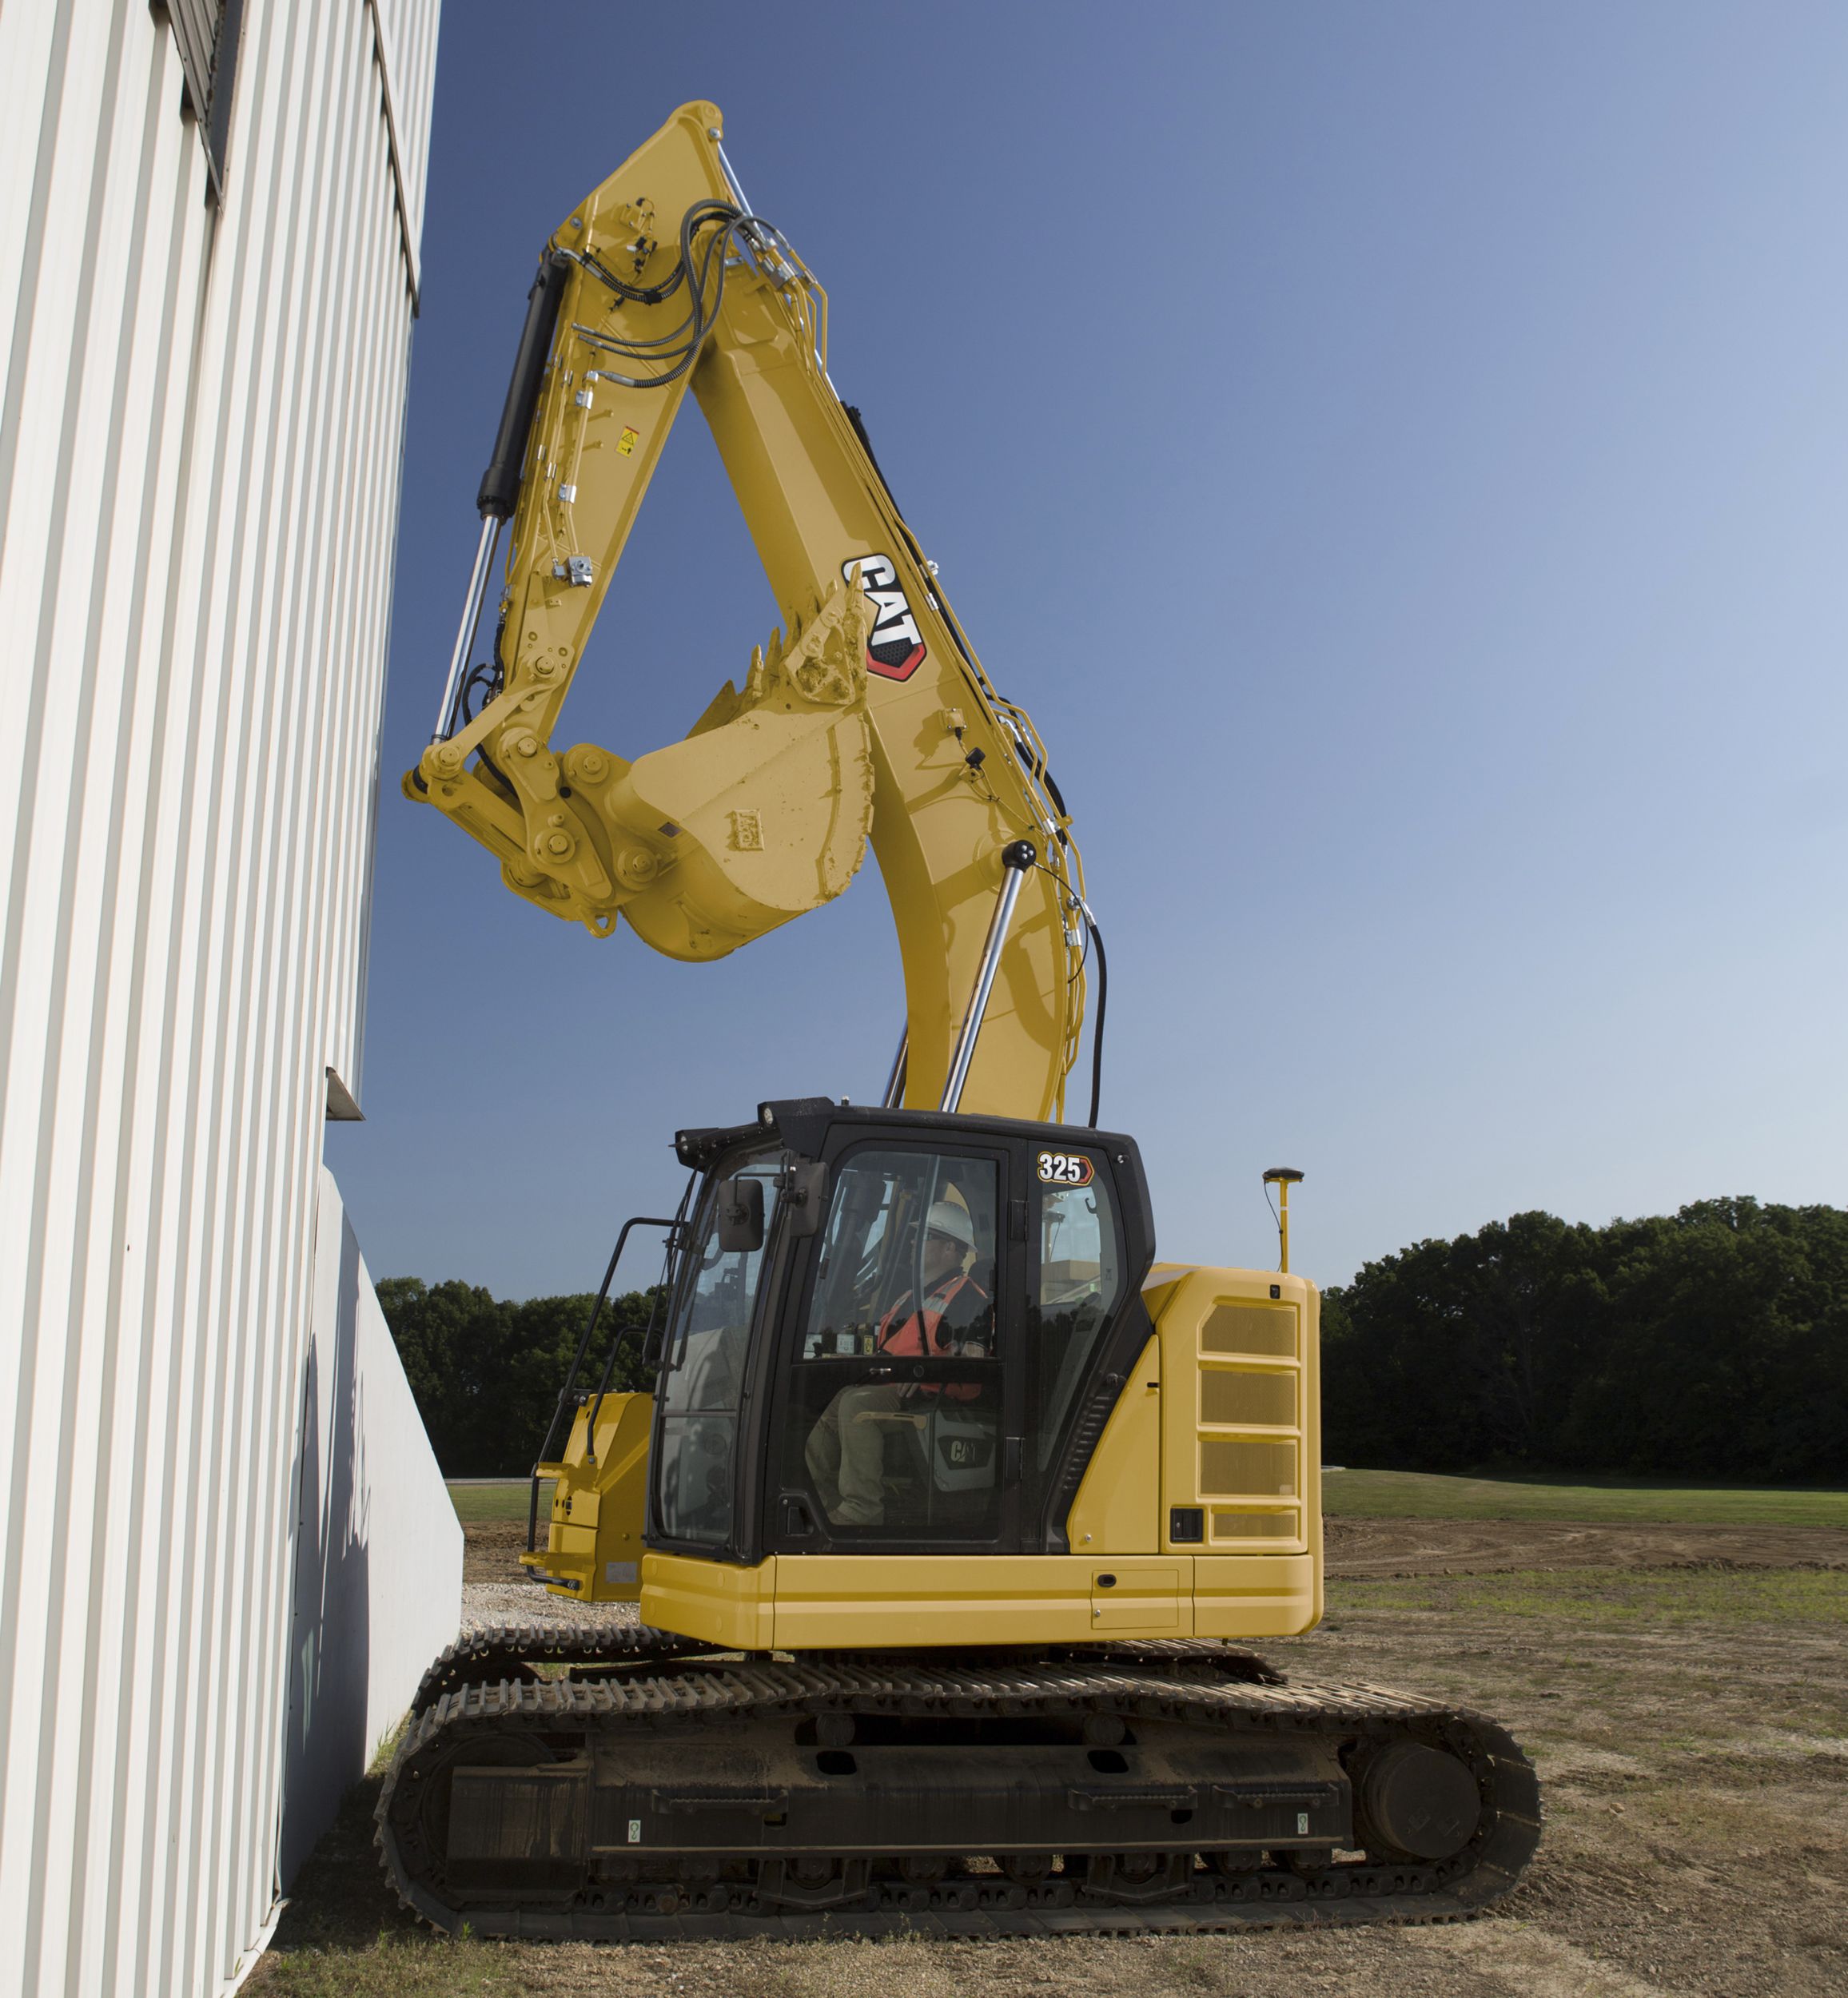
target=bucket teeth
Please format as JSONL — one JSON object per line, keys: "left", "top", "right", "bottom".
{"left": 737, "top": 574, "right": 873, "bottom": 711}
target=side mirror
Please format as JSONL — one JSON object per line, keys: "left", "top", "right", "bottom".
{"left": 783, "top": 1160, "right": 829, "bottom": 1237}
{"left": 715, "top": 1176, "right": 765, "bottom": 1254}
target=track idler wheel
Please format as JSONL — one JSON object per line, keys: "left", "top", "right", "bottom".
{"left": 1357, "top": 1741, "right": 1482, "bottom": 1861}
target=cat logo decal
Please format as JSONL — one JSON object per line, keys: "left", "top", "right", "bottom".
{"left": 843, "top": 554, "right": 926, "bottom": 680}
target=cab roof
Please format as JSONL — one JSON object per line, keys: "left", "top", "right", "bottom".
{"left": 673, "top": 1096, "right": 1139, "bottom": 1172}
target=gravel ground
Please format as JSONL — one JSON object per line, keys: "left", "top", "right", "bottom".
{"left": 461, "top": 1579, "right": 639, "bottom": 1634}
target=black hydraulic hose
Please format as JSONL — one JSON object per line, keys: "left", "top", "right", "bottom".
{"left": 477, "top": 253, "right": 572, "bottom": 520}
{"left": 568, "top": 201, "right": 744, "bottom": 386}
{"left": 843, "top": 403, "right": 900, "bottom": 510}
{"left": 1085, "top": 912, "right": 1109, "bottom": 1128}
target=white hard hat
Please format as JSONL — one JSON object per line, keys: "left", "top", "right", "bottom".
{"left": 926, "top": 1200, "right": 976, "bottom": 1250}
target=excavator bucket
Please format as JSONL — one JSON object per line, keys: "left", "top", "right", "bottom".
{"left": 583, "top": 577, "right": 877, "bottom": 959}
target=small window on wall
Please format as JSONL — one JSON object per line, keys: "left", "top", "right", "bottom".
{"left": 1028, "top": 1151, "right": 1123, "bottom": 1472}
{"left": 161, "top": 1, "right": 245, "bottom": 193}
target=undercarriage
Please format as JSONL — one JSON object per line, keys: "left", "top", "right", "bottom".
{"left": 376, "top": 1622, "right": 1539, "bottom": 1939}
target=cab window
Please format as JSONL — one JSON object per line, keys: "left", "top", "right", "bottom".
{"left": 1028, "top": 1149, "right": 1122, "bottom": 1475}
{"left": 654, "top": 1154, "right": 780, "bottom": 1547}
{"left": 783, "top": 1148, "right": 1002, "bottom": 1541}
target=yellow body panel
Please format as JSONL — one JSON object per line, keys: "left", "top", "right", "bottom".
{"left": 1194, "top": 1555, "right": 1319, "bottom": 1638}
{"left": 643, "top": 1551, "right": 776, "bottom": 1650}
{"left": 550, "top": 1269, "right": 1325, "bottom": 1646}
{"left": 635, "top": 1546, "right": 1316, "bottom": 1650}
{"left": 521, "top": 1391, "right": 651, "bottom": 1601}
{"left": 771, "top": 1554, "right": 1193, "bottom": 1647}
{"left": 1065, "top": 1335, "right": 1162, "bottom": 1552}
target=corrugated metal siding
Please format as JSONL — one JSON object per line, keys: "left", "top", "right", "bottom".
{"left": 281, "top": 1169, "right": 464, "bottom": 1886}
{"left": 0, "top": 5, "right": 442, "bottom": 1994}
{"left": 372, "top": 0, "right": 439, "bottom": 257}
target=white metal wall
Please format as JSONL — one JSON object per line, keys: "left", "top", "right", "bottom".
{"left": 281, "top": 1169, "right": 463, "bottom": 1889}
{"left": 0, "top": 5, "right": 444, "bottom": 1994}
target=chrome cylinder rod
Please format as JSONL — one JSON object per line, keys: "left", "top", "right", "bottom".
{"left": 715, "top": 138, "right": 754, "bottom": 216}
{"left": 882, "top": 1027, "right": 909, "bottom": 1108}
{"left": 431, "top": 514, "right": 502, "bottom": 744}
{"left": 939, "top": 841, "right": 1036, "bottom": 1113}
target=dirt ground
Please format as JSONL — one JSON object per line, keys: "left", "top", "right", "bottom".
{"left": 466, "top": 1517, "right": 548, "bottom": 1582}
{"left": 1323, "top": 1515, "right": 1848, "bottom": 1578}
{"left": 253, "top": 1517, "right": 1848, "bottom": 1998}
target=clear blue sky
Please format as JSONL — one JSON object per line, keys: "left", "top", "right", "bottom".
{"left": 328, "top": 0, "right": 1848, "bottom": 1299}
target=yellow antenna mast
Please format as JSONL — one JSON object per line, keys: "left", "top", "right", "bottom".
{"left": 1262, "top": 1167, "right": 1304, "bottom": 1274}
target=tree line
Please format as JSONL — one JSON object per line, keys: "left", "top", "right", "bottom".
{"left": 1321, "top": 1198, "right": 1848, "bottom": 1483}
{"left": 377, "top": 1195, "right": 1848, "bottom": 1484}
{"left": 376, "top": 1276, "right": 662, "bottom": 1478}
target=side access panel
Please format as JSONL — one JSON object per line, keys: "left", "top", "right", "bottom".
{"left": 1146, "top": 1264, "right": 1323, "bottom": 1638}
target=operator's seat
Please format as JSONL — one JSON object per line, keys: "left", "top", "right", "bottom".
{"left": 872, "top": 1265, "right": 999, "bottom": 1529}
{"left": 877, "top": 1404, "right": 998, "bottom": 1526}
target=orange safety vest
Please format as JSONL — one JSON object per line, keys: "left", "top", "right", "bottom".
{"left": 878, "top": 1272, "right": 990, "bottom": 1398}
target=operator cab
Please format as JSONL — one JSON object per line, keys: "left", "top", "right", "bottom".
{"left": 648, "top": 1097, "right": 1156, "bottom": 1563}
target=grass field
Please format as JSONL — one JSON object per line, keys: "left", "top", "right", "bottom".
{"left": 448, "top": 1479, "right": 544, "bottom": 1526}
{"left": 1321, "top": 1467, "right": 1848, "bottom": 1526}
{"left": 450, "top": 1470, "right": 1848, "bottom": 1529}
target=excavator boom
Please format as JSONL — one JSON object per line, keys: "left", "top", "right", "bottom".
{"left": 408, "top": 102, "right": 1089, "bottom": 1121}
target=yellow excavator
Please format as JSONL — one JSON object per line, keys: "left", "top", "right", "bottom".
{"left": 380, "top": 102, "right": 1538, "bottom": 1937}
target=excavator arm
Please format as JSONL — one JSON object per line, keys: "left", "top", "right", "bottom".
{"left": 407, "top": 101, "right": 1093, "bottom": 1122}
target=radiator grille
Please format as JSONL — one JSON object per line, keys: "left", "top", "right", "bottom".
{"left": 1202, "top": 1303, "right": 1296, "bottom": 1356}
{"left": 1199, "top": 1437, "right": 1297, "bottom": 1498}
{"left": 1211, "top": 1508, "right": 1299, "bottom": 1541}
{"left": 1201, "top": 1368, "right": 1296, "bottom": 1428}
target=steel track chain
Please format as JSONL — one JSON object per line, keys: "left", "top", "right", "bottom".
{"left": 377, "top": 1651, "right": 1540, "bottom": 1939}
{"left": 408, "top": 1619, "right": 716, "bottom": 1717}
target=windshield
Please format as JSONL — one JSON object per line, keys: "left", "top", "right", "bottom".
{"left": 654, "top": 1152, "right": 781, "bottom": 1546}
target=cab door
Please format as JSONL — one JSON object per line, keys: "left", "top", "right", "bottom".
{"left": 766, "top": 1136, "right": 1023, "bottom": 1554}
{"left": 1015, "top": 1134, "right": 1136, "bottom": 1550}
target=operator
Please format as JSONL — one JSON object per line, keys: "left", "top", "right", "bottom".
{"left": 804, "top": 1200, "right": 992, "bottom": 1527}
